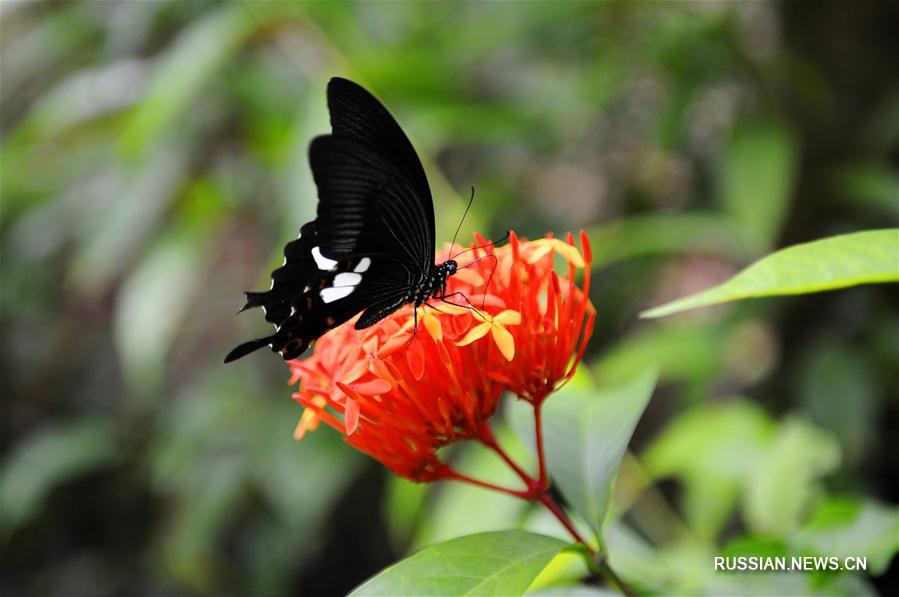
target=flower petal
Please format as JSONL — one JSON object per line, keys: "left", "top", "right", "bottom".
{"left": 344, "top": 359, "right": 370, "bottom": 384}
{"left": 293, "top": 408, "right": 320, "bottom": 440}
{"left": 351, "top": 379, "right": 392, "bottom": 395}
{"left": 432, "top": 303, "right": 471, "bottom": 316}
{"left": 551, "top": 239, "right": 586, "bottom": 268}
{"left": 344, "top": 398, "right": 360, "bottom": 435}
{"left": 493, "top": 309, "right": 521, "bottom": 326}
{"left": 491, "top": 325, "right": 516, "bottom": 361}
{"left": 526, "top": 242, "right": 553, "bottom": 264}
{"left": 406, "top": 340, "right": 425, "bottom": 380}
{"left": 422, "top": 312, "right": 443, "bottom": 341}
{"left": 453, "top": 268, "right": 485, "bottom": 286}
{"left": 455, "top": 322, "right": 491, "bottom": 346}
{"left": 468, "top": 294, "right": 506, "bottom": 310}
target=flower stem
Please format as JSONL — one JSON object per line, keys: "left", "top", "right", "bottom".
{"left": 476, "top": 422, "right": 535, "bottom": 488}
{"left": 537, "top": 493, "right": 636, "bottom": 597}
{"left": 533, "top": 402, "right": 548, "bottom": 488}
{"left": 536, "top": 492, "right": 591, "bottom": 549}
{"left": 442, "top": 468, "right": 532, "bottom": 499}
{"left": 456, "top": 423, "right": 637, "bottom": 596}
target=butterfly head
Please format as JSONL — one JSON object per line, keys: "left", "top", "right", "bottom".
{"left": 444, "top": 260, "right": 458, "bottom": 276}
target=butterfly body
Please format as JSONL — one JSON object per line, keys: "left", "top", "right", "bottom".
{"left": 410, "top": 260, "right": 457, "bottom": 308}
{"left": 225, "top": 78, "right": 458, "bottom": 363}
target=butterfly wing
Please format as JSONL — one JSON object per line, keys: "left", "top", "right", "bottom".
{"left": 225, "top": 88, "right": 436, "bottom": 363}
{"left": 327, "top": 77, "right": 433, "bottom": 209}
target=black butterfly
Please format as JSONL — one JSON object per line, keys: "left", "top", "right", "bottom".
{"left": 225, "top": 77, "right": 460, "bottom": 363}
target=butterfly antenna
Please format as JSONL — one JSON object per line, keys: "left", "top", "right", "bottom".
{"left": 450, "top": 186, "right": 475, "bottom": 251}
{"left": 452, "top": 231, "right": 510, "bottom": 261}
{"left": 480, "top": 254, "right": 499, "bottom": 311}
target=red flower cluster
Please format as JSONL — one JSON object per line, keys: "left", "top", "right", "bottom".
{"left": 288, "top": 231, "right": 595, "bottom": 482}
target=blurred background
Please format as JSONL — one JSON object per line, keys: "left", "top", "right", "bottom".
{"left": 2, "top": 1, "right": 897, "bottom": 595}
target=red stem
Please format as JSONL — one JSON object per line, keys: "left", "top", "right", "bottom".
{"left": 454, "top": 420, "right": 636, "bottom": 597}
{"left": 536, "top": 492, "right": 593, "bottom": 553}
{"left": 476, "top": 422, "right": 536, "bottom": 488}
{"left": 534, "top": 401, "right": 548, "bottom": 488}
{"left": 443, "top": 468, "right": 532, "bottom": 499}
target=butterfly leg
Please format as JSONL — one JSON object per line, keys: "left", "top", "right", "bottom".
{"left": 436, "top": 291, "right": 489, "bottom": 322}
{"left": 404, "top": 304, "right": 420, "bottom": 348}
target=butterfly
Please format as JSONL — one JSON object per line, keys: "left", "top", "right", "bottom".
{"left": 225, "top": 77, "right": 462, "bottom": 363}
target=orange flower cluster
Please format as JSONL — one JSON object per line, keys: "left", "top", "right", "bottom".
{"left": 288, "top": 231, "right": 595, "bottom": 481}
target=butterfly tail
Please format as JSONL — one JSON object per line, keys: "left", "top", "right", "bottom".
{"left": 240, "top": 291, "right": 268, "bottom": 312}
{"left": 224, "top": 336, "right": 275, "bottom": 363}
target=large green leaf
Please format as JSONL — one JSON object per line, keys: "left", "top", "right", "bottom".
{"left": 349, "top": 531, "right": 568, "bottom": 597}
{"left": 641, "top": 229, "right": 899, "bottom": 318}
{"left": 542, "top": 369, "right": 658, "bottom": 538}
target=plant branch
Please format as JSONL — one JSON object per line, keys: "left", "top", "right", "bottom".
{"left": 533, "top": 402, "right": 548, "bottom": 488}
{"left": 537, "top": 493, "right": 636, "bottom": 597}
{"left": 454, "top": 422, "right": 637, "bottom": 596}
{"left": 476, "top": 422, "right": 536, "bottom": 488}
{"left": 442, "top": 467, "right": 532, "bottom": 499}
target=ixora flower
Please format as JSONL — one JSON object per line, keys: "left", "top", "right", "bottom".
{"left": 288, "top": 231, "right": 594, "bottom": 483}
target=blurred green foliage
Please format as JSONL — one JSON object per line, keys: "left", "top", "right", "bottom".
{"left": 1, "top": 1, "right": 897, "bottom": 595}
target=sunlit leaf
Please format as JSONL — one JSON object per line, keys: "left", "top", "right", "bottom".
{"left": 541, "top": 368, "right": 658, "bottom": 538}
{"left": 743, "top": 418, "right": 841, "bottom": 535}
{"left": 643, "top": 400, "right": 774, "bottom": 540}
{"left": 641, "top": 229, "right": 899, "bottom": 318}
{"left": 793, "top": 496, "right": 899, "bottom": 575}
{"left": 350, "top": 531, "right": 569, "bottom": 596}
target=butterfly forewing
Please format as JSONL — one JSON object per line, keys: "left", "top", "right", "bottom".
{"left": 327, "top": 77, "right": 434, "bottom": 208}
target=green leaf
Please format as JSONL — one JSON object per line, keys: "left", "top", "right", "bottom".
{"left": 642, "top": 400, "right": 775, "bottom": 540}
{"left": 114, "top": 234, "right": 205, "bottom": 395}
{"left": 720, "top": 119, "right": 797, "bottom": 251}
{"left": 641, "top": 229, "right": 899, "bottom": 318}
{"left": 794, "top": 497, "right": 899, "bottom": 575}
{"left": 0, "top": 417, "right": 117, "bottom": 538}
{"left": 349, "top": 531, "right": 568, "bottom": 597}
{"left": 542, "top": 369, "right": 658, "bottom": 538}
{"left": 743, "top": 418, "right": 841, "bottom": 535}
{"left": 587, "top": 212, "right": 749, "bottom": 269}
{"left": 120, "top": 3, "right": 274, "bottom": 157}
{"left": 799, "top": 342, "right": 877, "bottom": 467}
{"left": 592, "top": 322, "right": 727, "bottom": 387}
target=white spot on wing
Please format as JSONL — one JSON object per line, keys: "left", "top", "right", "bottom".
{"left": 320, "top": 286, "right": 354, "bottom": 303}
{"left": 354, "top": 257, "right": 371, "bottom": 273}
{"left": 312, "top": 246, "right": 337, "bottom": 270}
{"left": 334, "top": 272, "right": 362, "bottom": 287}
